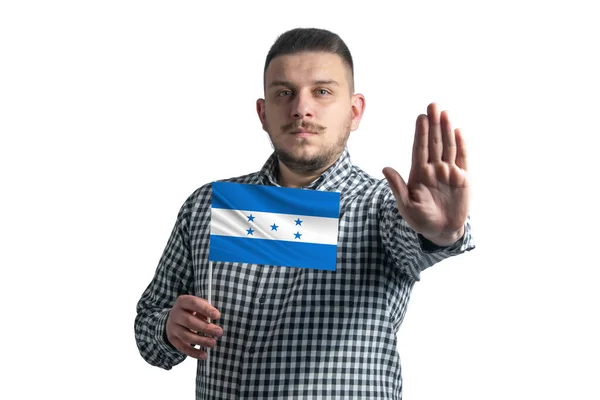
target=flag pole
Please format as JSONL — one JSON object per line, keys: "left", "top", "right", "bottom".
{"left": 205, "top": 260, "right": 212, "bottom": 377}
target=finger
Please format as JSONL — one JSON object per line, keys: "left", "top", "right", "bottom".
{"left": 427, "top": 103, "right": 443, "bottom": 162}
{"left": 177, "top": 328, "right": 219, "bottom": 349}
{"left": 455, "top": 128, "right": 468, "bottom": 170}
{"left": 170, "top": 336, "right": 209, "bottom": 360}
{"left": 412, "top": 114, "right": 428, "bottom": 169}
{"left": 382, "top": 167, "right": 409, "bottom": 215}
{"left": 177, "top": 295, "right": 220, "bottom": 320}
{"left": 440, "top": 110, "right": 456, "bottom": 163}
{"left": 182, "top": 312, "right": 223, "bottom": 337}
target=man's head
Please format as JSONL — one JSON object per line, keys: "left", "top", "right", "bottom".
{"left": 263, "top": 28, "right": 355, "bottom": 93}
{"left": 257, "top": 28, "right": 365, "bottom": 179}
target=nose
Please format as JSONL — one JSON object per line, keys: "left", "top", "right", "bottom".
{"left": 290, "top": 90, "right": 314, "bottom": 119}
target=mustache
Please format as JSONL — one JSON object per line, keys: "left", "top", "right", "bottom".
{"left": 281, "top": 120, "right": 327, "bottom": 134}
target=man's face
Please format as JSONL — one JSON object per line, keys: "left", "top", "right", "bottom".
{"left": 257, "top": 52, "right": 365, "bottom": 174}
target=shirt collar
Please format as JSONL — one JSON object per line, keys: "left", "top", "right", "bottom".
{"left": 259, "top": 147, "right": 354, "bottom": 192}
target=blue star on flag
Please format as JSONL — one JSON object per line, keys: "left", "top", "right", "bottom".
{"left": 294, "top": 218, "right": 303, "bottom": 226}
{"left": 246, "top": 228, "right": 254, "bottom": 235}
{"left": 270, "top": 223, "right": 279, "bottom": 231}
{"left": 247, "top": 214, "right": 255, "bottom": 222}
{"left": 294, "top": 231, "right": 302, "bottom": 239}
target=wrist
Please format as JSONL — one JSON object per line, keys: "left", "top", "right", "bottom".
{"left": 422, "top": 226, "right": 464, "bottom": 247}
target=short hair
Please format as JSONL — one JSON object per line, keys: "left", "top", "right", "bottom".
{"left": 263, "top": 27, "right": 355, "bottom": 92}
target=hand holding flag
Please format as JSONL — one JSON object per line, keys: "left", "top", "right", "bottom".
{"left": 164, "top": 295, "right": 223, "bottom": 360}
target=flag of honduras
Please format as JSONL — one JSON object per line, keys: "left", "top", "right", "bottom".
{"left": 209, "top": 181, "right": 340, "bottom": 271}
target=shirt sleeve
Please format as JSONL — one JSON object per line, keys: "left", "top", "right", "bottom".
{"left": 134, "top": 198, "right": 195, "bottom": 370}
{"left": 378, "top": 188, "right": 475, "bottom": 281}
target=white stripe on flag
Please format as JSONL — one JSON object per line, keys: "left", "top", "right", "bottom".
{"left": 210, "top": 208, "right": 339, "bottom": 245}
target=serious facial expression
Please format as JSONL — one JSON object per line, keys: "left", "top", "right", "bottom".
{"left": 257, "top": 52, "right": 364, "bottom": 174}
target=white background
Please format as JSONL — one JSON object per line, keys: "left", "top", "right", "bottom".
{"left": 1, "top": 1, "right": 598, "bottom": 399}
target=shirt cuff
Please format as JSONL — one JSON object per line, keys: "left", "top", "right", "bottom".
{"left": 155, "top": 309, "right": 183, "bottom": 356}
{"left": 417, "top": 232, "right": 464, "bottom": 253}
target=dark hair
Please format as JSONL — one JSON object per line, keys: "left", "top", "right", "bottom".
{"left": 263, "top": 28, "right": 354, "bottom": 92}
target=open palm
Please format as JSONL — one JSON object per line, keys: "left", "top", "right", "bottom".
{"left": 382, "top": 103, "right": 470, "bottom": 245}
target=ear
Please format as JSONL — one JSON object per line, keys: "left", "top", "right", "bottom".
{"left": 350, "top": 93, "right": 366, "bottom": 131}
{"left": 256, "top": 98, "right": 267, "bottom": 131}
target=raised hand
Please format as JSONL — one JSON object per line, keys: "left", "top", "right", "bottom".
{"left": 382, "top": 103, "right": 470, "bottom": 246}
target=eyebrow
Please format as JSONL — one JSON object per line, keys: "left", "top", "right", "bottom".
{"left": 268, "top": 79, "right": 340, "bottom": 89}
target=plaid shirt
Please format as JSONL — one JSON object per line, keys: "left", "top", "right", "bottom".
{"left": 135, "top": 148, "right": 475, "bottom": 399}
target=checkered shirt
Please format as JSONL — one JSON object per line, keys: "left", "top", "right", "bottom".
{"left": 135, "top": 148, "right": 475, "bottom": 399}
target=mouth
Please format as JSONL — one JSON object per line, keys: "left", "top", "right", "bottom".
{"left": 290, "top": 130, "right": 317, "bottom": 138}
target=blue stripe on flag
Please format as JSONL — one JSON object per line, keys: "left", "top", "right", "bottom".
{"left": 208, "top": 235, "right": 337, "bottom": 271}
{"left": 212, "top": 181, "right": 340, "bottom": 218}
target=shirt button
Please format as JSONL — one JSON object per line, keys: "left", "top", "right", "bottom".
{"left": 259, "top": 295, "right": 266, "bottom": 304}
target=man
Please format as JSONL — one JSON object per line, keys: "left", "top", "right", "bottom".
{"left": 135, "top": 27, "right": 475, "bottom": 399}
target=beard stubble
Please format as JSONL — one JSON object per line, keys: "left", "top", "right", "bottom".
{"left": 269, "top": 114, "right": 352, "bottom": 174}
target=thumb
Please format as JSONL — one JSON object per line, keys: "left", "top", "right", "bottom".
{"left": 382, "top": 167, "right": 409, "bottom": 215}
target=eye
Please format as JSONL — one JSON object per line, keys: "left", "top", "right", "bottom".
{"left": 277, "top": 90, "right": 293, "bottom": 97}
{"left": 315, "top": 89, "right": 331, "bottom": 96}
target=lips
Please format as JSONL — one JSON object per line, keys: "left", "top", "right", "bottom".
{"left": 291, "top": 130, "right": 316, "bottom": 135}
{"left": 291, "top": 130, "right": 317, "bottom": 138}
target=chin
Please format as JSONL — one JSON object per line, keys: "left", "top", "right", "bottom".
{"left": 275, "top": 146, "right": 333, "bottom": 173}
{"left": 284, "top": 146, "right": 319, "bottom": 161}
